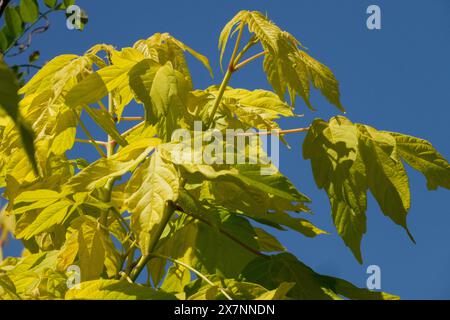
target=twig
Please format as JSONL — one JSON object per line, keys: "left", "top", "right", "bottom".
{"left": 235, "top": 126, "right": 310, "bottom": 136}
{"left": 77, "top": 116, "right": 107, "bottom": 157}
{"left": 234, "top": 51, "right": 267, "bottom": 71}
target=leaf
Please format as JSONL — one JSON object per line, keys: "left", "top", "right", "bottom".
{"left": 0, "top": 274, "right": 20, "bottom": 300}
{"left": 303, "top": 116, "right": 367, "bottom": 262}
{"left": 65, "top": 279, "right": 176, "bottom": 300}
{"left": 147, "top": 62, "right": 190, "bottom": 141}
{"left": 220, "top": 10, "right": 343, "bottom": 111}
{"left": 134, "top": 33, "right": 212, "bottom": 79}
{"left": 206, "top": 87, "right": 294, "bottom": 130}
{"left": 253, "top": 228, "right": 285, "bottom": 252}
{"left": 57, "top": 216, "right": 120, "bottom": 279}
{"left": 357, "top": 125, "right": 413, "bottom": 240}
{"left": 49, "top": 107, "right": 78, "bottom": 155}
{"left": 83, "top": 106, "right": 128, "bottom": 147}
{"left": 4, "top": 6, "right": 23, "bottom": 39}
{"left": 152, "top": 210, "right": 258, "bottom": 280}
{"left": 388, "top": 132, "right": 450, "bottom": 190}
{"left": 19, "top": 54, "right": 78, "bottom": 96}
{"left": 44, "top": 0, "right": 58, "bottom": 8}
{"left": 28, "top": 50, "right": 40, "bottom": 63}
{"left": 125, "top": 148, "right": 179, "bottom": 254}
{"left": 64, "top": 138, "right": 160, "bottom": 193}
{"left": 16, "top": 199, "right": 74, "bottom": 240}
{"left": 0, "top": 57, "right": 38, "bottom": 173}
{"left": 242, "top": 253, "right": 398, "bottom": 300}
{"left": 19, "top": 0, "right": 39, "bottom": 23}
{"left": 254, "top": 282, "right": 295, "bottom": 300}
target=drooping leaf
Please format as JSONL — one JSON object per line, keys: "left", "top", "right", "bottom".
{"left": 218, "top": 10, "right": 344, "bottom": 111}
{"left": 303, "top": 116, "right": 367, "bottom": 262}
{"left": 357, "top": 125, "right": 412, "bottom": 240}
{"left": 388, "top": 132, "right": 450, "bottom": 190}
{"left": 125, "top": 148, "right": 179, "bottom": 254}
{"left": 242, "top": 253, "right": 398, "bottom": 300}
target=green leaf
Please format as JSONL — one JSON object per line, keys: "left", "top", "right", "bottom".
{"left": 303, "top": 116, "right": 367, "bottom": 262}
{"left": 357, "top": 125, "right": 413, "bottom": 241}
{"left": 65, "top": 279, "right": 176, "bottom": 300}
{"left": 49, "top": 107, "right": 78, "bottom": 155}
{"left": 28, "top": 50, "right": 40, "bottom": 63}
{"left": 19, "top": 54, "right": 78, "bottom": 96}
{"left": 205, "top": 87, "right": 294, "bottom": 130}
{"left": 125, "top": 148, "right": 179, "bottom": 254}
{"left": 254, "top": 228, "right": 285, "bottom": 252}
{"left": 133, "top": 33, "right": 212, "bottom": 80}
{"left": 16, "top": 199, "right": 74, "bottom": 240}
{"left": 44, "top": 0, "right": 58, "bottom": 8}
{"left": 242, "top": 253, "right": 398, "bottom": 300}
{"left": 147, "top": 62, "right": 190, "bottom": 141}
{"left": 150, "top": 205, "right": 259, "bottom": 281}
{"left": 0, "top": 274, "right": 20, "bottom": 300}
{"left": 0, "top": 28, "right": 9, "bottom": 52}
{"left": 254, "top": 282, "right": 295, "bottom": 300}
{"left": 219, "top": 10, "right": 343, "bottom": 111}
{"left": 64, "top": 138, "right": 160, "bottom": 193}
{"left": 4, "top": 6, "right": 23, "bottom": 39}
{"left": 83, "top": 106, "right": 128, "bottom": 147}
{"left": 19, "top": 0, "right": 39, "bottom": 23}
{"left": 0, "top": 57, "right": 38, "bottom": 174}
{"left": 388, "top": 132, "right": 450, "bottom": 190}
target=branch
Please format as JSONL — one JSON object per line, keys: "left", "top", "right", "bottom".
{"left": 4, "top": 9, "right": 55, "bottom": 56}
{"left": 77, "top": 116, "right": 107, "bottom": 158}
{"left": 234, "top": 51, "right": 267, "bottom": 71}
{"left": 235, "top": 126, "right": 310, "bottom": 137}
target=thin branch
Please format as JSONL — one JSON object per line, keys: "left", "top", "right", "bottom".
{"left": 179, "top": 208, "right": 268, "bottom": 259}
{"left": 77, "top": 117, "right": 107, "bottom": 157}
{"left": 75, "top": 138, "right": 108, "bottom": 146}
{"left": 121, "top": 121, "right": 145, "bottom": 137}
{"left": 13, "top": 64, "right": 42, "bottom": 69}
{"left": 234, "top": 51, "right": 267, "bottom": 71}
{"left": 115, "top": 116, "right": 144, "bottom": 122}
{"left": 228, "top": 22, "right": 245, "bottom": 71}
{"left": 235, "top": 126, "right": 310, "bottom": 137}
{"left": 149, "top": 253, "right": 233, "bottom": 300}
{"left": 4, "top": 9, "right": 55, "bottom": 56}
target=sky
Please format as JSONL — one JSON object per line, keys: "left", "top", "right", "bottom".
{"left": 3, "top": 0, "right": 450, "bottom": 299}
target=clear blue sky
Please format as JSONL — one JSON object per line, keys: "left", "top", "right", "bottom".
{"left": 4, "top": 0, "right": 450, "bottom": 299}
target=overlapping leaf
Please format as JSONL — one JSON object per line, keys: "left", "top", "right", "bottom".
{"left": 219, "top": 10, "right": 344, "bottom": 111}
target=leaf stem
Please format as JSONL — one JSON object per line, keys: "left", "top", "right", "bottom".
{"left": 74, "top": 138, "right": 108, "bottom": 146}
{"left": 234, "top": 51, "right": 267, "bottom": 71}
{"left": 149, "top": 253, "right": 233, "bottom": 300}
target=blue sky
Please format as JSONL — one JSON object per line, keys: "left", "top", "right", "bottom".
{"left": 3, "top": 0, "right": 450, "bottom": 299}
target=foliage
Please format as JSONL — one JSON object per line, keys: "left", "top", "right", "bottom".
{"left": 0, "top": 10, "right": 449, "bottom": 300}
